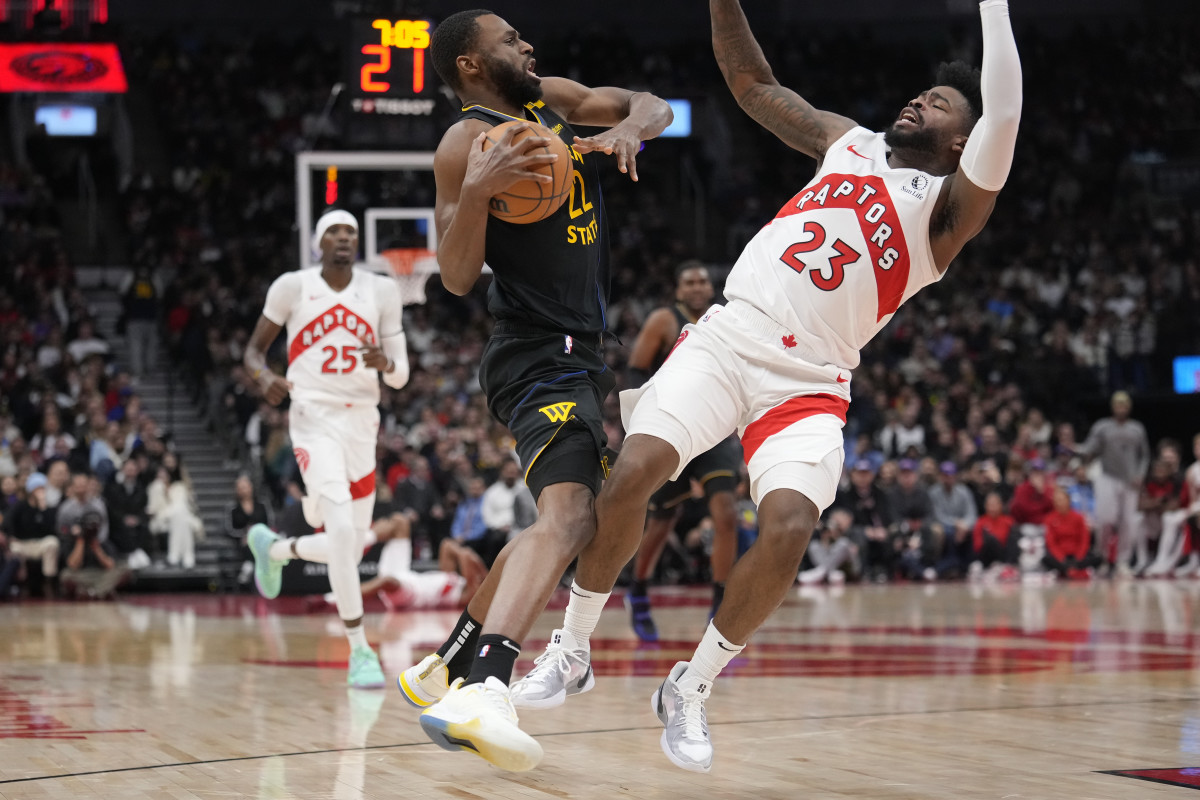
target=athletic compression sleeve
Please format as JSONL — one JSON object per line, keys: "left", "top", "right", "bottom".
{"left": 377, "top": 277, "right": 411, "bottom": 389}
{"left": 958, "top": 0, "right": 1022, "bottom": 192}
{"left": 381, "top": 331, "right": 410, "bottom": 389}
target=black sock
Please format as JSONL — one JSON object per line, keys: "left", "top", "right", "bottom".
{"left": 630, "top": 579, "right": 649, "bottom": 597}
{"left": 464, "top": 634, "right": 521, "bottom": 686}
{"left": 436, "top": 609, "right": 481, "bottom": 680}
{"left": 711, "top": 582, "right": 725, "bottom": 611}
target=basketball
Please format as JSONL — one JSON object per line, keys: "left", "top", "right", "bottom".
{"left": 482, "top": 120, "right": 573, "bottom": 224}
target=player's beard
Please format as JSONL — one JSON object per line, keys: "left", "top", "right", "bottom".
{"left": 484, "top": 54, "right": 543, "bottom": 108}
{"left": 883, "top": 123, "right": 940, "bottom": 155}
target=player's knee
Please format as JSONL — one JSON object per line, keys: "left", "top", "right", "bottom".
{"left": 604, "top": 436, "right": 679, "bottom": 505}
{"left": 538, "top": 485, "right": 597, "bottom": 552}
{"left": 757, "top": 497, "right": 820, "bottom": 567}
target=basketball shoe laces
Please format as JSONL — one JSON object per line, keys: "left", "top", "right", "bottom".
{"left": 525, "top": 643, "right": 584, "bottom": 688}
{"left": 676, "top": 687, "right": 709, "bottom": 742}
{"left": 458, "top": 678, "right": 520, "bottom": 723}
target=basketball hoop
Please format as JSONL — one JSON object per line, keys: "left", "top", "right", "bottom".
{"left": 378, "top": 247, "right": 440, "bottom": 306}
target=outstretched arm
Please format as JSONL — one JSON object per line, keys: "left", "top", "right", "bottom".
{"left": 930, "top": 0, "right": 1022, "bottom": 271}
{"left": 710, "top": 0, "right": 855, "bottom": 159}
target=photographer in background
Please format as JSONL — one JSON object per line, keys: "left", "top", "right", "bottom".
{"left": 59, "top": 510, "right": 130, "bottom": 599}
{"left": 56, "top": 473, "right": 110, "bottom": 545}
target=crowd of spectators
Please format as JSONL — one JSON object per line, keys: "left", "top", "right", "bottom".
{"left": 0, "top": 154, "right": 208, "bottom": 598}
{"left": 4, "top": 15, "right": 1199, "bottom": 596}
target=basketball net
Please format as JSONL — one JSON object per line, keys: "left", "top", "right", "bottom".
{"left": 378, "top": 247, "right": 439, "bottom": 306}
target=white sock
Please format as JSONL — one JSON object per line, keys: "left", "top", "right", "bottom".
{"left": 562, "top": 580, "right": 609, "bottom": 649}
{"left": 268, "top": 536, "right": 296, "bottom": 561}
{"left": 346, "top": 624, "right": 368, "bottom": 651}
{"left": 685, "top": 621, "right": 745, "bottom": 687}
{"left": 269, "top": 533, "right": 336, "bottom": 563}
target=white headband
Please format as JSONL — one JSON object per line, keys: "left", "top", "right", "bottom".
{"left": 311, "top": 210, "right": 358, "bottom": 260}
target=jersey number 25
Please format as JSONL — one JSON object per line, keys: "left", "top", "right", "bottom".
{"left": 321, "top": 345, "right": 359, "bottom": 374}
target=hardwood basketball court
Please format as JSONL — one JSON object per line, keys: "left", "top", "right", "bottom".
{"left": 2, "top": 580, "right": 1198, "bottom": 798}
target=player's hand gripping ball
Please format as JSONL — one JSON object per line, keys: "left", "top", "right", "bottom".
{"left": 482, "top": 120, "right": 572, "bottom": 224}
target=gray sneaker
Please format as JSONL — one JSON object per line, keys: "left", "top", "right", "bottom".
{"left": 651, "top": 661, "right": 713, "bottom": 773}
{"left": 509, "top": 628, "right": 595, "bottom": 709}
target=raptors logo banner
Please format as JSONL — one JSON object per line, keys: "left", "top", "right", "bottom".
{"left": 0, "top": 44, "right": 128, "bottom": 93}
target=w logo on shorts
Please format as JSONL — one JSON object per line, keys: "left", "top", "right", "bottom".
{"left": 539, "top": 402, "right": 576, "bottom": 423}
{"left": 294, "top": 447, "right": 311, "bottom": 473}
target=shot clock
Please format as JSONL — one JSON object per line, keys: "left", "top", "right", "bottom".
{"left": 347, "top": 18, "right": 438, "bottom": 116}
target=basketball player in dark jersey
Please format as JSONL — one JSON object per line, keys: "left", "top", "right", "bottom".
{"left": 396, "top": 9, "right": 672, "bottom": 772}
{"left": 623, "top": 261, "right": 742, "bottom": 641}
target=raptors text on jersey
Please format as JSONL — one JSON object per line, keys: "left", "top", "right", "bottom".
{"left": 262, "top": 267, "right": 403, "bottom": 406}
{"left": 724, "top": 126, "right": 947, "bottom": 369}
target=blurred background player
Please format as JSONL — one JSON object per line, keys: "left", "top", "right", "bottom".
{"left": 243, "top": 209, "right": 411, "bottom": 689}
{"left": 395, "top": 9, "right": 672, "bottom": 773}
{"left": 1078, "top": 390, "right": 1150, "bottom": 576}
{"left": 624, "top": 261, "right": 741, "bottom": 641}
{"left": 515, "top": 0, "right": 1022, "bottom": 772}
{"left": 355, "top": 512, "right": 488, "bottom": 610}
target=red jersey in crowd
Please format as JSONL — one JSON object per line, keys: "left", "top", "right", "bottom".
{"left": 1010, "top": 478, "right": 1054, "bottom": 524}
{"left": 972, "top": 512, "right": 1015, "bottom": 553}
{"left": 1044, "top": 508, "right": 1091, "bottom": 562}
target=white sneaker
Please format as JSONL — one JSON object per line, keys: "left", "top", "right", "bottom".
{"left": 419, "top": 677, "right": 543, "bottom": 772}
{"left": 1174, "top": 555, "right": 1200, "bottom": 579}
{"left": 651, "top": 661, "right": 713, "bottom": 773}
{"left": 968, "top": 561, "right": 984, "bottom": 582}
{"left": 510, "top": 629, "right": 594, "bottom": 709}
{"left": 828, "top": 569, "right": 846, "bottom": 585}
{"left": 397, "top": 653, "right": 450, "bottom": 708}
{"left": 797, "top": 566, "right": 827, "bottom": 585}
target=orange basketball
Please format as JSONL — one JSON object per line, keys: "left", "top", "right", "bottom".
{"left": 482, "top": 120, "right": 573, "bottom": 224}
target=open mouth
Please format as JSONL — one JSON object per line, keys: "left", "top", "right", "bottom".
{"left": 526, "top": 59, "right": 540, "bottom": 80}
{"left": 895, "top": 108, "right": 921, "bottom": 128}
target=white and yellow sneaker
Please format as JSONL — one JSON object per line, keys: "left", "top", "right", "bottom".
{"left": 419, "top": 677, "right": 543, "bottom": 772}
{"left": 397, "top": 653, "right": 450, "bottom": 708}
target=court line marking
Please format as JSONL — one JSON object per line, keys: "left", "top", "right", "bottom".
{"left": 2, "top": 692, "right": 1196, "bottom": 786}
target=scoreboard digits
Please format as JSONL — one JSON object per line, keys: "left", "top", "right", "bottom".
{"left": 360, "top": 19, "right": 430, "bottom": 94}
{"left": 347, "top": 18, "right": 438, "bottom": 115}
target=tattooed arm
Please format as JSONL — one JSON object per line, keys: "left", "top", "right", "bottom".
{"left": 710, "top": 0, "right": 855, "bottom": 160}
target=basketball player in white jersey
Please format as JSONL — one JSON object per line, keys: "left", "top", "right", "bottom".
{"left": 506, "top": 0, "right": 1022, "bottom": 772}
{"left": 354, "top": 512, "right": 488, "bottom": 611}
{"left": 243, "top": 209, "right": 411, "bottom": 690}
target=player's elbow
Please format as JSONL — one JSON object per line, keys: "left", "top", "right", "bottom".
{"left": 439, "top": 265, "right": 479, "bottom": 296}
{"left": 442, "top": 278, "right": 473, "bottom": 296}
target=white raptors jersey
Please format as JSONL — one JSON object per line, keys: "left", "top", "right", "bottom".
{"left": 262, "top": 267, "right": 403, "bottom": 406}
{"left": 724, "top": 126, "right": 947, "bottom": 369}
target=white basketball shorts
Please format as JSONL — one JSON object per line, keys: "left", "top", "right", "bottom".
{"left": 290, "top": 399, "right": 379, "bottom": 530}
{"left": 622, "top": 300, "right": 849, "bottom": 510}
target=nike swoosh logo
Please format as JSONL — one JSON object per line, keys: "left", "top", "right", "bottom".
{"left": 570, "top": 588, "right": 590, "bottom": 598}
{"left": 716, "top": 641, "right": 739, "bottom": 652}
{"left": 501, "top": 639, "right": 521, "bottom": 654}
{"left": 836, "top": 374, "right": 849, "bottom": 383}
{"left": 577, "top": 666, "right": 591, "bottom": 689}
{"left": 847, "top": 144, "right": 871, "bottom": 160}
